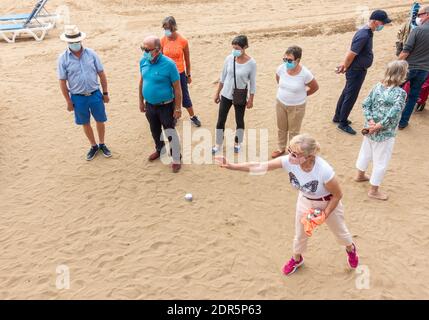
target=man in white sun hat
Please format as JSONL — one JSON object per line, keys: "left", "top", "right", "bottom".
{"left": 58, "top": 25, "right": 112, "bottom": 161}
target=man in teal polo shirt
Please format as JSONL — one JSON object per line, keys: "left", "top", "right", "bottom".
{"left": 139, "top": 35, "right": 183, "bottom": 173}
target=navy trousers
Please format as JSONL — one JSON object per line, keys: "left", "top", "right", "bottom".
{"left": 145, "top": 101, "right": 181, "bottom": 163}
{"left": 399, "top": 69, "right": 429, "bottom": 127}
{"left": 334, "top": 69, "right": 367, "bottom": 126}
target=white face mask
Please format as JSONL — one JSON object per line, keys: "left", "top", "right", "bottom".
{"left": 416, "top": 17, "right": 423, "bottom": 26}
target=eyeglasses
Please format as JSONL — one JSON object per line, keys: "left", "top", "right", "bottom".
{"left": 417, "top": 12, "right": 428, "bottom": 17}
{"left": 283, "top": 58, "right": 295, "bottom": 63}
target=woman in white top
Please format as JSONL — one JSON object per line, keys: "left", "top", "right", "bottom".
{"left": 215, "top": 134, "right": 358, "bottom": 276}
{"left": 272, "top": 46, "right": 319, "bottom": 159}
{"left": 213, "top": 35, "right": 257, "bottom": 154}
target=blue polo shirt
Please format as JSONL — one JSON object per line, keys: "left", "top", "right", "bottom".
{"left": 140, "top": 54, "right": 180, "bottom": 105}
{"left": 350, "top": 26, "right": 374, "bottom": 70}
{"left": 57, "top": 48, "right": 104, "bottom": 95}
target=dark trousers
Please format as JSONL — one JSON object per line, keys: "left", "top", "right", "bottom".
{"left": 399, "top": 69, "right": 429, "bottom": 127}
{"left": 334, "top": 69, "right": 367, "bottom": 126}
{"left": 145, "top": 102, "right": 181, "bottom": 163}
{"left": 216, "top": 95, "right": 246, "bottom": 145}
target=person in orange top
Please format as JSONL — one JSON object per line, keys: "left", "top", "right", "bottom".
{"left": 161, "top": 16, "right": 201, "bottom": 127}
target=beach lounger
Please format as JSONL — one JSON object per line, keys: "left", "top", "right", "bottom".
{"left": 0, "top": 22, "right": 53, "bottom": 43}
{"left": 0, "top": 0, "right": 54, "bottom": 24}
{"left": 0, "top": 0, "right": 56, "bottom": 43}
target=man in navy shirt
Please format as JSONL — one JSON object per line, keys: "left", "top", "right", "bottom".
{"left": 333, "top": 10, "right": 392, "bottom": 135}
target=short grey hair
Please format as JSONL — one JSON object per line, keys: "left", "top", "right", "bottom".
{"left": 383, "top": 60, "right": 408, "bottom": 87}
{"left": 162, "top": 16, "right": 178, "bottom": 31}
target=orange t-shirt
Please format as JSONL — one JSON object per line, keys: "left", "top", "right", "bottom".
{"left": 161, "top": 34, "right": 188, "bottom": 74}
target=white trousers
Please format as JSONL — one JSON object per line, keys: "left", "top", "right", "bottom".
{"left": 356, "top": 137, "right": 395, "bottom": 187}
{"left": 293, "top": 193, "right": 353, "bottom": 255}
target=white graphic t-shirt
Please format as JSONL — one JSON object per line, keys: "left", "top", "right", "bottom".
{"left": 281, "top": 155, "right": 335, "bottom": 198}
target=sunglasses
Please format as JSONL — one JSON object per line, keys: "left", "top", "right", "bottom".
{"left": 140, "top": 46, "right": 157, "bottom": 53}
{"left": 283, "top": 58, "right": 295, "bottom": 63}
{"left": 287, "top": 147, "right": 302, "bottom": 158}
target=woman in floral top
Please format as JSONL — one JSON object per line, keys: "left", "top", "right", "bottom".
{"left": 355, "top": 60, "right": 408, "bottom": 201}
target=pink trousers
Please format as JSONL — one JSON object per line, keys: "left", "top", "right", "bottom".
{"left": 293, "top": 193, "right": 353, "bottom": 254}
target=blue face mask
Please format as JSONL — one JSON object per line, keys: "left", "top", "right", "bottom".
{"left": 376, "top": 25, "right": 384, "bottom": 32}
{"left": 165, "top": 29, "right": 172, "bottom": 37}
{"left": 68, "top": 42, "right": 82, "bottom": 52}
{"left": 143, "top": 51, "right": 153, "bottom": 61}
{"left": 285, "top": 61, "right": 296, "bottom": 70}
{"left": 232, "top": 49, "right": 242, "bottom": 57}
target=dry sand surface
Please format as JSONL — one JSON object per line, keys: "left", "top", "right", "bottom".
{"left": 0, "top": 0, "right": 429, "bottom": 299}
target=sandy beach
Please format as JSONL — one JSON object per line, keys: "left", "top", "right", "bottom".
{"left": 0, "top": 0, "right": 428, "bottom": 299}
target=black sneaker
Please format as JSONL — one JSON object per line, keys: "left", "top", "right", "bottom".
{"left": 190, "top": 116, "right": 202, "bottom": 127}
{"left": 333, "top": 119, "right": 352, "bottom": 125}
{"left": 86, "top": 145, "right": 99, "bottom": 161}
{"left": 337, "top": 124, "right": 356, "bottom": 135}
{"left": 99, "top": 144, "right": 112, "bottom": 158}
{"left": 416, "top": 103, "right": 426, "bottom": 112}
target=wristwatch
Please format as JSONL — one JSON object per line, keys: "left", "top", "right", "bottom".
{"left": 103, "top": 92, "right": 109, "bottom": 96}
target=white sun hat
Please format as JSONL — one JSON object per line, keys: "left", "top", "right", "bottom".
{"left": 60, "top": 25, "right": 87, "bottom": 43}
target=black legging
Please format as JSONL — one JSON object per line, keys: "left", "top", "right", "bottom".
{"left": 215, "top": 95, "right": 246, "bottom": 145}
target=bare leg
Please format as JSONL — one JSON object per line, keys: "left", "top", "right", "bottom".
{"left": 355, "top": 170, "right": 370, "bottom": 182}
{"left": 187, "top": 107, "right": 195, "bottom": 117}
{"left": 96, "top": 121, "right": 105, "bottom": 145}
{"left": 83, "top": 123, "right": 97, "bottom": 146}
{"left": 368, "top": 185, "right": 389, "bottom": 201}
{"left": 293, "top": 254, "right": 301, "bottom": 261}
{"left": 346, "top": 244, "right": 354, "bottom": 252}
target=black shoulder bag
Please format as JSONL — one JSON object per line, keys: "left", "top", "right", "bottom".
{"left": 232, "top": 57, "right": 248, "bottom": 106}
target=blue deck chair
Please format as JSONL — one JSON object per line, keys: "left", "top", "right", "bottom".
{"left": 0, "top": 0, "right": 52, "bottom": 23}
{"left": 0, "top": 0, "right": 54, "bottom": 43}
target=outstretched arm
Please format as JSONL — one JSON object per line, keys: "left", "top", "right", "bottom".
{"left": 215, "top": 156, "right": 283, "bottom": 173}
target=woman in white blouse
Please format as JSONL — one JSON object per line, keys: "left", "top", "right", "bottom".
{"left": 215, "top": 134, "right": 358, "bottom": 276}
{"left": 272, "top": 46, "right": 319, "bottom": 159}
{"left": 213, "top": 35, "right": 257, "bottom": 154}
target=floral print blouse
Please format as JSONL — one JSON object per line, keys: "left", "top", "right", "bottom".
{"left": 362, "top": 83, "right": 407, "bottom": 142}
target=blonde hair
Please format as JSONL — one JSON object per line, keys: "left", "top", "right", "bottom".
{"left": 382, "top": 60, "right": 408, "bottom": 87}
{"left": 290, "top": 134, "right": 321, "bottom": 157}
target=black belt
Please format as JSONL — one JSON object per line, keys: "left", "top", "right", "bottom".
{"left": 304, "top": 194, "right": 333, "bottom": 202}
{"left": 147, "top": 99, "right": 174, "bottom": 107}
{"left": 74, "top": 90, "right": 98, "bottom": 97}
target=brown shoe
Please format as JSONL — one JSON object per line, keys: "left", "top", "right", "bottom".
{"left": 148, "top": 151, "right": 161, "bottom": 162}
{"left": 172, "top": 163, "right": 181, "bottom": 173}
{"left": 271, "top": 150, "right": 286, "bottom": 159}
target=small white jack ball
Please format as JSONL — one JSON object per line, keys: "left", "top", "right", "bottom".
{"left": 185, "top": 193, "right": 193, "bottom": 201}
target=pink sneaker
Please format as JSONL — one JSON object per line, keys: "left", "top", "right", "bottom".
{"left": 282, "top": 256, "right": 304, "bottom": 276}
{"left": 347, "top": 243, "right": 359, "bottom": 269}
